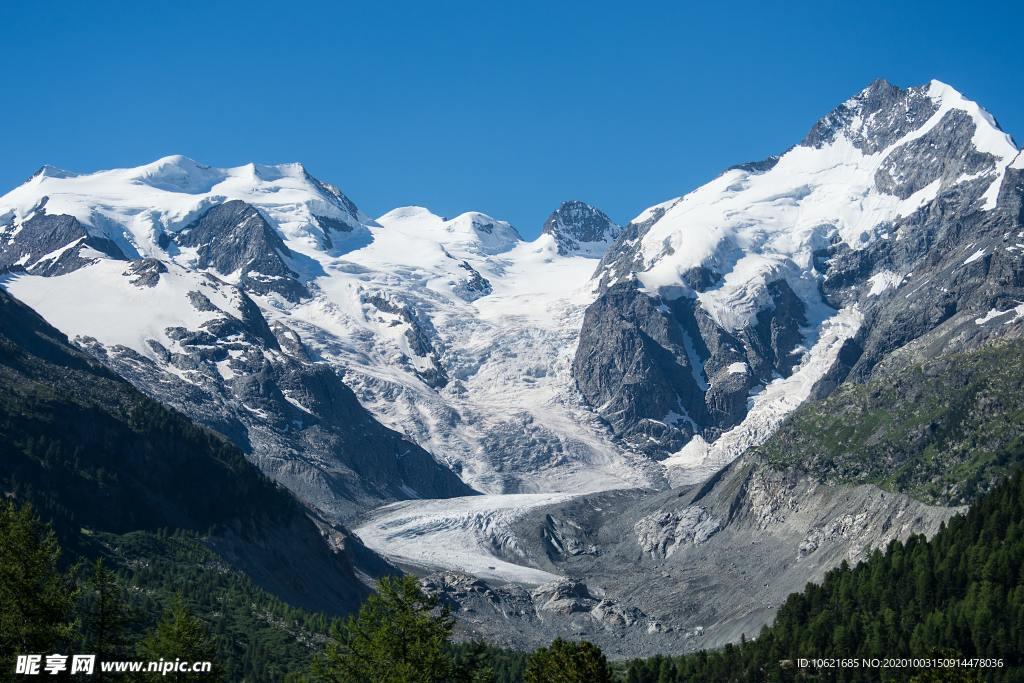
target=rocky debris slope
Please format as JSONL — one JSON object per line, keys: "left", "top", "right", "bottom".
{"left": 420, "top": 462, "right": 956, "bottom": 657}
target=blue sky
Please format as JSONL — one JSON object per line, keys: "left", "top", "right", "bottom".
{"left": 1, "top": 1, "right": 1021, "bottom": 237}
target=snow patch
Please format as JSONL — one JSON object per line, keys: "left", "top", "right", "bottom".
{"left": 867, "top": 270, "right": 905, "bottom": 296}
{"left": 963, "top": 248, "right": 987, "bottom": 265}
{"left": 726, "top": 362, "right": 748, "bottom": 375}
{"left": 975, "top": 302, "right": 1024, "bottom": 325}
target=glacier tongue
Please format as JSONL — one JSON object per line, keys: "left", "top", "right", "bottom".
{"left": 354, "top": 493, "right": 575, "bottom": 586}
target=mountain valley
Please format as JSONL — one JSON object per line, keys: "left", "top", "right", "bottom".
{"left": 2, "top": 77, "right": 1023, "bottom": 658}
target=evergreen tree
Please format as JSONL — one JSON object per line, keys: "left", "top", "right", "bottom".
{"left": 0, "top": 500, "right": 77, "bottom": 663}
{"left": 523, "top": 638, "right": 612, "bottom": 683}
{"left": 79, "top": 557, "right": 131, "bottom": 674}
{"left": 138, "top": 594, "right": 222, "bottom": 681}
{"left": 313, "top": 575, "right": 455, "bottom": 683}
{"left": 453, "top": 640, "right": 497, "bottom": 682}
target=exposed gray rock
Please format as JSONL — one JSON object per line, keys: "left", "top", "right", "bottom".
{"left": 727, "top": 156, "right": 781, "bottom": 174}
{"left": 802, "top": 79, "right": 938, "bottom": 153}
{"left": 572, "top": 277, "right": 804, "bottom": 456}
{"left": 572, "top": 283, "right": 705, "bottom": 456}
{"left": 125, "top": 257, "right": 167, "bottom": 287}
{"left": 819, "top": 173, "right": 1024, "bottom": 386}
{"left": 634, "top": 505, "right": 720, "bottom": 557}
{"left": 540, "top": 513, "right": 600, "bottom": 559}
{"left": 542, "top": 201, "right": 621, "bottom": 257}
{"left": 452, "top": 260, "right": 492, "bottom": 301}
{"left": 0, "top": 212, "right": 126, "bottom": 275}
{"left": 531, "top": 579, "right": 598, "bottom": 615}
{"left": 875, "top": 109, "right": 997, "bottom": 199}
{"left": 187, "top": 290, "right": 219, "bottom": 312}
{"left": 174, "top": 200, "right": 309, "bottom": 301}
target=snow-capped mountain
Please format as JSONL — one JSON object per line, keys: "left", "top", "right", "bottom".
{"left": 1, "top": 79, "right": 1021, "bottom": 506}
{"left": 0, "top": 156, "right": 654, "bottom": 523}
{"left": 2, "top": 80, "right": 1021, "bottom": 509}
{"left": 575, "top": 78, "right": 1022, "bottom": 480}
{"left": 2, "top": 77, "right": 1024, "bottom": 657}
{"left": 351, "top": 80, "right": 1024, "bottom": 655}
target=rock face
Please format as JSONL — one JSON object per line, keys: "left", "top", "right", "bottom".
{"left": 0, "top": 212, "right": 127, "bottom": 275}
{"left": 174, "top": 200, "right": 309, "bottom": 302}
{"left": 573, "top": 79, "right": 1023, "bottom": 463}
{"left": 801, "top": 79, "right": 939, "bottom": 153}
{"left": 452, "top": 260, "right": 492, "bottom": 301}
{"left": 541, "top": 201, "right": 621, "bottom": 257}
{"left": 633, "top": 505, "right": 720, "bottom": 557}
{"left": 75, "top": 274, "right": 473, "bottom": 523}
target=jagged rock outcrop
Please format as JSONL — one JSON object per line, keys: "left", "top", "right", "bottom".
{"left": 452, "top": 260, "right": 492, "bottom": 301}
{"left": 125, "top": 257, "right": 167, "bottom": 287}
{"left": 633, "top": 505, "right": 720, "bottom": 557}
{"left": 542, "top": 200, "right": 621, "bottom": 257}
{"left": 174, "top": 200, "right": 309, "bottom": 301}
{"left": 0, "top": 212, "right": 126, "bottom": 275}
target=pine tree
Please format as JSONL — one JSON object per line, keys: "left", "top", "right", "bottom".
{"left": 313, "top": 574, "right": 455, "bottom": 682}
{"left": 0, "top": 500, "right": 77, "bottom": 662}
{"left": 453, "top": 640, "right": 497, "bottom": 682}
{"left": 523, "top": 638, "right": 612, "bottom": 683}
{"left": 79, "top": 558, "right": 131, "bottom": 676}
{"left": 138, "top": 594, "right": 222, "bottom": 681}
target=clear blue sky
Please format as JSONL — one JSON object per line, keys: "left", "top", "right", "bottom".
{"left": 1, "top": 1, "right": 1021, "bottom": 236}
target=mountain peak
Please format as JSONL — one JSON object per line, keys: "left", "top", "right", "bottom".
{"left": 30, "top": 164, "right": 78, "bottom": 182}
{"left": 802, "top": 79, "right": 937, "bottom": 153}
{"left": 541, "top": 200, "right": 620, "bottom": 258}
{"left": 801, "top": 79, "right": 1016, "bottom": 159}
{"left": 377, "top": 205, "right": 445, "bottom": 224}
{"left": 376, "top": 206, "right": 521, "bottom": 256}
